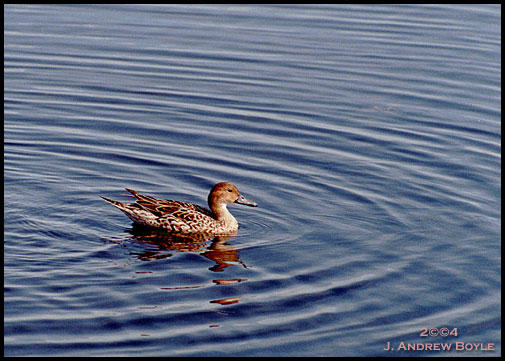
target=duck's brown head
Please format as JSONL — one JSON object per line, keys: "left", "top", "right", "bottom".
{"left": 207, "top": 182, "right": 257, "bottom": 209}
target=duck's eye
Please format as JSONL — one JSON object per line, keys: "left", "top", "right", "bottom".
{"left": 228, "top": 189, "right": 232, "bottom": 192}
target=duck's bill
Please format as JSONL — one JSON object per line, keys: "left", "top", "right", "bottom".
{"left": 236, "top": 194, "right": 258, "bottom": 207}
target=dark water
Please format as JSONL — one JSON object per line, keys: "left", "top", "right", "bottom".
{"left": 4, "top": 4, "right": 501, "bottom": 356}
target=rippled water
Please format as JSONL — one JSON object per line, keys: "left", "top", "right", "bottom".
{"left": 4, "top": 4, "right": 501, "bottom": 356}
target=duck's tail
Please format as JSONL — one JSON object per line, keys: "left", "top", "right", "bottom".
{"left": 100, "top": 195, "right": 127, "bottom": 209}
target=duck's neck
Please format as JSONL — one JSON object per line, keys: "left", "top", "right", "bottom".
{"left": 212, "top": 203, "right": 238, "bottom": 228}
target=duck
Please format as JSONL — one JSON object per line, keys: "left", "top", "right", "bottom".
{"left": 101, "top": 182, "right": 257, "bottom": 234}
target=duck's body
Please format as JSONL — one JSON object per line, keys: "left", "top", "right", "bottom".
{"left": 101, "top": 182, "right": 257, "bottom": 234}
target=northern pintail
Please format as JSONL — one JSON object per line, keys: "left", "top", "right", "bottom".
{"left": 101, "top": 182, "right": 257, "bottom": 234}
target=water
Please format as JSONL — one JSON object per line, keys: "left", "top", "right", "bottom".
{"left": 4, "top": 4, "right": 501, "bottom": 356}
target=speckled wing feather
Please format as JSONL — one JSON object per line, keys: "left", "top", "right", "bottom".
{"left": 124, "top": 189, "right": 214, "bottom": 217}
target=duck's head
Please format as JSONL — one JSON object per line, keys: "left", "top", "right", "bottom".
{"left": 208, "top": 182, "right": 258, "bottom": 209}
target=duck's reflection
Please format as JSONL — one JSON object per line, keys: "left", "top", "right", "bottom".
{"left": 126, "top": 225, "right": 246, "bottom": 272}
{"left": 106, "top": 225, "right": 249, "bottom": 309}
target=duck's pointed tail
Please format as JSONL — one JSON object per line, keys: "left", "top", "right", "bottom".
{"left": 100, "top": 195, "right": 127, "bottom": 209}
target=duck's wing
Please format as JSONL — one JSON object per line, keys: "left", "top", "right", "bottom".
{"left": 124, "top": 189, "right": 214, "bottom": 218}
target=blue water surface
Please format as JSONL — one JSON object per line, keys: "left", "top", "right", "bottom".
{"left": 4, "top": 4, "right": 501, "bottom": 356}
